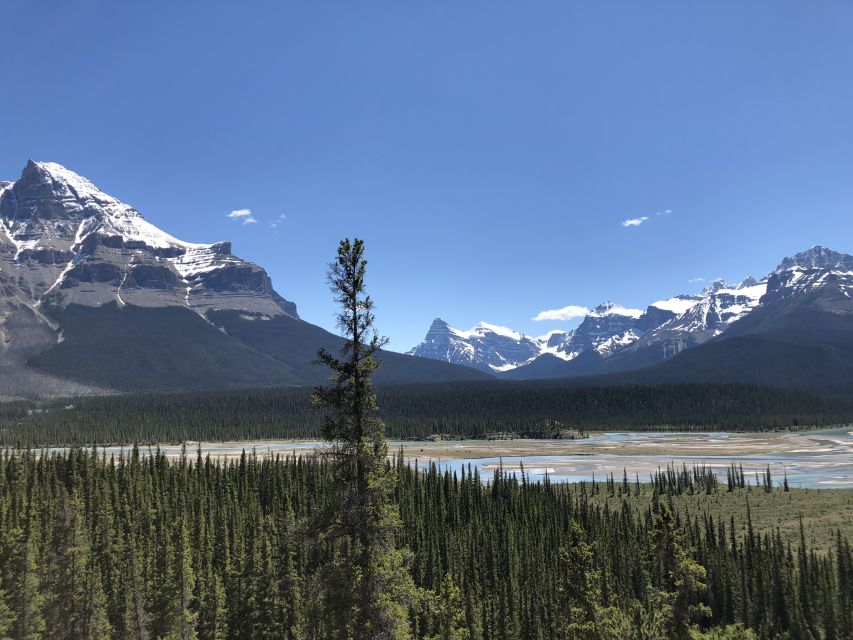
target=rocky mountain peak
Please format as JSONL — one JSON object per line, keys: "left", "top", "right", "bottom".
{"left": 776, "top": 245, "right": 853, "bottom": 272}
{"left": 412, "top": 245, "right": 852, "bottom": 379}
{"left": 593, "top": 301, "right": 617, "bottom": 315}
{"left": 703, "top": 279, "right": 730, "bottom": 294}
{"left": 9, "top": 161, "right": 116, "bottom": 220}
{"left": 0, "top": 160, "right": 297, "bottom": 318}
{"left": 590, "top": 301, "right": 643, "bottom": 318}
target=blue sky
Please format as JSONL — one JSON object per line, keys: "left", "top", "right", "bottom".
{"left": 2, "top": 1, "right": 852, "bottom": 351}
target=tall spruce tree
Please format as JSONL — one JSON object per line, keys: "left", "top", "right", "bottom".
{"left": 311, "top": 238, "right": 417, "bottom": 640}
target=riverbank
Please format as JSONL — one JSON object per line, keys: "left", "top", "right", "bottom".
{"left": 35, "top": 429, "right": 853, "bottom": 488}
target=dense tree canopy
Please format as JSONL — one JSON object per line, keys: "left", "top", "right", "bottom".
{"left": 2, "top": 382, "right": 850, "bottom": 447}
{"left": 0, "top": 449, "right": 849, "bottom": 639}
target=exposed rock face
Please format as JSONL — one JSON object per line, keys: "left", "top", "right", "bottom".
{"left": 411, "top": 245, "right": 853, "bottom": 377}
{"left": 762, "top": 246, "right": 853, "bottom": 309}
{"left": 0, "top": 160, "right": 494, "bottom": 398}
{"left": 409, "top": 303, "right": 663, "bottom": 372}
{"left": 616, "top": 278, "right": 767, "bottom": 361}
{"left": 0, "top": 161, "right": 299, "bottom": 396}
{"left": 0, "top": 161, "right": 297, "bottom": 317}
{"left": 407, "top": 318, "right": 544, "bottom": 373}
{"left": 776, "top": 246, "right": 853, "bottom": 272}
{"left": 558, "top": 302, "right": 645, "bottom": 357}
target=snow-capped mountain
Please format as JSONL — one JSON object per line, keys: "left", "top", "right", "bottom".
{"left": 411, "top": 245, "right": 853, "bottom": 378}
{"left": 407, "top": 319, "right": 546, "bottom": 373}
{"left": 0, "top": 160, "right": 296, "bottom": 317}
{"left": 612, "top": 277, "right": 766, "bottom": 362}
{"left": 763, "top": 246, "right": 853, "bottom": 307}
{"left": 409, "top": 301, "right": 680, "bottom": 372}
{"left": 0, "top": 161, "right": 486, "bottom": 397}
{"left": 548, "top": 302, "right": 642, "bottom": 358}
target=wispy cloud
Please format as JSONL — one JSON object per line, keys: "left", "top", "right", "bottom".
{"left": 688, "top": 277, "right": 706, "bottom": 283}
{"left": 533, "top": 305, "right": 591, "bottom": 321}
{"left": 268, "top": 213, "right": 287, "bottom": 229}
{"left": 227, "top": 208, "right": 257, "bottom": 225}
{"left": 623, "top": 208, "right": 674, "bottom": 228}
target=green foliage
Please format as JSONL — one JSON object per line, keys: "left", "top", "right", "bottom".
{"left": 0, "top": 587, "right": 14, "bottom": 639}
{"left": 690, "top": 623, "right": 757, "bottom": 639}
{"left": 310, "top": 238, "right": 417, "bottom": 639}
{"left": 557, "top": 522, "right": 601, "bottom": 639}
{"left": 40, "top": 492, "right": 113, "bottom": 639}
{"left": 0, "top": 448, "right": 849, "bottom": 639}
{"left": 648, "top": 496, "right": 711, "bottom": 639}
{"left": 424, "top": 574, "right": 469, "bottom": 640}
{"left": 2, "top": 382, "right": 849, "bottom": 447}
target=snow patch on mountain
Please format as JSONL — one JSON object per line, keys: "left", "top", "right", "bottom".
{"left": 594, "top": 329, "right": 641, "bottom": 355}
{"left": 411, "top": 247, "right": 853, "bottom": 374}
{"left": 27, "top": 161, "right": 207, "bottom": 251}
{"left": 0, "top": 160, "right": 297, "bottom": 318}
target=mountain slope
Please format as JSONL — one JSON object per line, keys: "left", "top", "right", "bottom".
{"left": 418, "top": 245, "right": 853, "bottom": 391}
{"left": 407, "top": 302, "right": 668, "bottom": 373}
{"left": 630, "top": 259, "right": 853, "bottom": 392}
{"left": 626, "top": 323, "right": 853, "bottom": 394}
{"left": 511, "top": 247, "right": 853, "bottom": 391}
{"left": 0, "top": 160, "right": 296, "bottom": 316}
{"left": 30, "top": 303, "right": 303, "bottom": 391}
{"left": 209, "top": 310, "right": 491, "bottom": 385}
{"left": 407, "top": 319, "right": 547, "bottom": 373}
{"left": 0, "top": 161, "right": 489, "bottom": 396}
{"left": 28, "top": 305, "right": 489, "bottom": 393}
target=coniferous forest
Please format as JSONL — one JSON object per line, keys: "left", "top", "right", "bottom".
{"left": 2, "top": 382, "right": 851, "bottom": 447}
{"left": 0, "top": 448, "right": 851, "bottom": 639}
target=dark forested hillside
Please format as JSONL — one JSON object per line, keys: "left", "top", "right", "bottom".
{"left": 23, "top": 305, "right": 488, "bottom": 395}
{"left": 1, "top": 381, "right": 851, "bottom": 446}
{"left": 0, "top": 449, "right": 849, "bottom": 639}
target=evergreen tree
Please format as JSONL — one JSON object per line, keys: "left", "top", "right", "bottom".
{"left": 42, "top": 491, "right": 112, "bottom": 639}
{"left": 4, "top": 523, "right": 45, "bottom": 640}
{"left": 0, "top": 587, "right": 14, "bottom": 639}
{"left": 557, "top": 521, "right": 602, "bottom": 639}
{"left": 649, "top": 496, "right": 710, "bottom": 640}
{"left": 426, "top": 573, "right": 469, "bottom": 640}
{"left": 311, "top": 238, "right": 417, "bottom": 639}
{"left": 0, "top": 434, "right": 848, "bottom": 639}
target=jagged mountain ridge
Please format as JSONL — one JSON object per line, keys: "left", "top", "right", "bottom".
{"left": 3, "top": 160, "right": 851, "bottom": 395}
{"left": 0, "top": 161, "right": 488, "bottom": 396}
{"left": 411, "top": 245, "right": 853, "bottom": 381}
{"left": 407, "top": 319, "right": 551, "bottom": 373}
{"left": 0, "top": 160, "right": 295, "bottom": 317}
{"left": 408, "top": 297, "right": 705, "bottom": 373}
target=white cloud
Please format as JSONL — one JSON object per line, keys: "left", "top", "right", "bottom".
{"left": 269, "top": 214, "right": 287, "bottom": 227}
{"left": 688, "top": 277, "right": 706, "bottom": 283}
{"left": 629, "top": 208, "right": 673, "bottom": 224}
{"left": 268, "top": 214, "right": 287, "bottom": 230}
{"left": 227, "top": 208, "right": 257, "bottom": 225}
{"left": 533, "top": 305, "right": 591, "bottom": 321}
